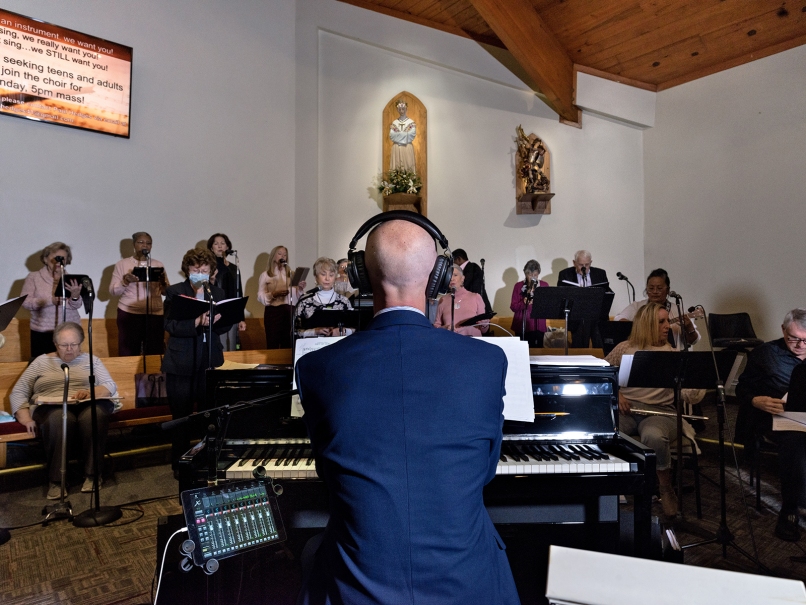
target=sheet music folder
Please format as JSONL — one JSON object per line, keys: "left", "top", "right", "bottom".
{"left": 168, "top": 296, "right": 248, "bottom": 325}
{"left": 620, "top": 350, "right": 739, "bottom": 389}
{"left": 0, "top": 295, "right": 27, "bottom": 332}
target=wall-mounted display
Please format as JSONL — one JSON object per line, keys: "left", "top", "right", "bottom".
{"left": 0, "top": 8, "right": 132, "bottom": 137}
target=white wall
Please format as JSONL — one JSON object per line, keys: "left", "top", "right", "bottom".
{"left": 644, "top": 45, "right": 806, "bottom": 340}
{"left": 0, "top": 0, "right": 296, "bottom": 319}
{"left": 297, "top": 0, "right": 647, "bottom": 318}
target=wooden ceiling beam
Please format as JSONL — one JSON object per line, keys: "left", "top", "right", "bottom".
{"left": 469, "top": 0, "right": 579, "bottom": 124}
{"left": 338, "top": 0, "right": 505, "bottom": 48}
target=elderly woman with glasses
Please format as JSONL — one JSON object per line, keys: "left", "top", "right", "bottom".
{"left": 10, "top": 322, "right": 118, "bottom": 500}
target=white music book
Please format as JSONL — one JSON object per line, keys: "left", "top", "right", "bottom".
{"left": 531, "top": 355, "right": 609, "bottom": 367}
{"left": 475, "top": 337, "right": 534, "bottom": 423}
{"left": 291, "top": 337, "right": 346, "bottom": 417}
{"left": 546, "top": 545, "right": 806, "bottom": 605}
{"left": 773, "top": 410, "right": 806, "bottom": 432}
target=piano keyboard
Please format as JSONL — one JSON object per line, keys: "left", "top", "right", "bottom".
{"left": 497, "top": 442, "right": 631, "bottom": 475}
{"left": 224, "top": 439, "right": 317, "bottom": 479}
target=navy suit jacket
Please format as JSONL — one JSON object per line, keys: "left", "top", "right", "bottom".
{"left": 295, "top": 310, "right": 519, "bottom": 605}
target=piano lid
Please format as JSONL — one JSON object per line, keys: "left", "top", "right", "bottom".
{"left": 504, "top": 365, "right": 619, "bottom": 441}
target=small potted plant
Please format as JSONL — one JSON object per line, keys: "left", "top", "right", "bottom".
{"left": 377, "top": 168, "right": 423, "bottom": 212}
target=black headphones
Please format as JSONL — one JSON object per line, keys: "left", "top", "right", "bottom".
{"left": 347, "top": 210, "right": 453, "bottom": 300}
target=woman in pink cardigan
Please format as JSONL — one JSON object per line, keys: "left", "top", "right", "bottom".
{"left": 21, "top": 242, "right": 83, "bottom": 358}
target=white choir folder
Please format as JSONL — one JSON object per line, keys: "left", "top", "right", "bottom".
{"left": 546, "top": 545, "right": 806, "bottom": 605}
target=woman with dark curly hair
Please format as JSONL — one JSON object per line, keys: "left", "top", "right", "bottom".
{"left": 161, "top": 248, "right": 234, "bottom": 471}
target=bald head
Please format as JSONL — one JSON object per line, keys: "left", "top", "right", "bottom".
{"left": 365, "top": 220, "right": 437, "bottom": 312}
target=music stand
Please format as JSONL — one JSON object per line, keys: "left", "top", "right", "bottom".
{"left": 624, "top": 350, "right": 767, "bottom": 570}
{"left": 531, "top": 287, "right": 604, "bottom": 354}
{"left": 299, "top": 308, "right": 360, "bottom": 336}
{"left": 0, "top": 295, "right": 27, "bottom": 332}
{"left": 598, "top": 320, "right": 632, "bottom": 356}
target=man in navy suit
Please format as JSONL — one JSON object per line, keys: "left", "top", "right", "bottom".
{"left": 295, "top": 218, "right": 519, "bottom": 605}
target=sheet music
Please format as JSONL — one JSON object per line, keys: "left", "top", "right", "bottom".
{"left": 474, "top": 337, "right": 534, "bottom": 423}
{"left": 291, "top": 337, "right": 345, "bottom": 416}
{"left": 773, "top": 411, "right": 806, "bottom": 432}
{"left": 617, "top": 354, "right": 634, "bottom": 387}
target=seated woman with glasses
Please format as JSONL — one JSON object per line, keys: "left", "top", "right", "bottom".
{"left": 162, "top": 248, "right": 235, "bottom": 473}
{"left": 433, "top": 265, "right": 489, "bottom": 337}
{"left": 613, "top": 268, "right": 699, "bottom": 349}
{"left": 10, "top": 322, "right": 119, "bottom": 500}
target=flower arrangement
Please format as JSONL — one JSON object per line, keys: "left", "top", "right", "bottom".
{"left": 377, "top": 168, "right": 422, "bottom": 196}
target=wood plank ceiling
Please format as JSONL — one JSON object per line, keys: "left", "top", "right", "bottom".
{"left": 339, "top": 0, "right": 806, "bottom": 125}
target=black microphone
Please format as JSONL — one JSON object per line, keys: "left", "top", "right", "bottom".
{"left": 141, "top": 249, "right": 150, "bottom": 257}
{"left": 61, "top": 363, "right": 69, "bottom": 372}
{"left": 279, "top": 259, "right": 288, "bottom": 265}
{"left": 617, "top": 272, "right": 628, "bottom": 281}
{"left": 54, "top": 255, "right": 65, "bottom": 265}
{"left": 669, "top": 290, "right": 682, "bottom": 300}
{"left": 202, "top": 281, "right": 213, "bottom": 300}
{"left": 81, "top": 276, "right": 95, "bottom": 298}
{"left": 226, "top": 249, "right": 237, "bottom": 256}
{"left": 688, "top": 306, "right": 697, "bottom": 314}
{"left": 480, "top": 258, "right": 485, "bottom": 270}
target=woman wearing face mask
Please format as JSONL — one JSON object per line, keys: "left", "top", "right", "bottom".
{"left": 295, "top": 257, "right": 354, "bottom": 338}
{"left": 207, "top": 233, "right": 246, "bottom": 351}
{"left": 613, "top": 268, "right": 699, "bottom": 349}
{"left": 21, "top": 242, "right": 84, "bottom": 358}
{"left": 109, "top": 232, "right": 169, "bottom": 356}
{"left": 161, "top": 248, "right": 233, "bottom": 472}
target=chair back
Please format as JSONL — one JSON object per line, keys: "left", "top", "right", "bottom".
{"left": 708, "top": 312, "right": 763, "bottom": 349}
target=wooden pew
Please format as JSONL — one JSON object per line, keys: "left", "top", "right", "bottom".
{"left": 0, "top": 349, "right": 293, "bottom": 468}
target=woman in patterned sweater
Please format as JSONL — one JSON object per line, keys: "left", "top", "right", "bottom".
{"left": 295, "top": 257, "right": 354, "bottom": 338}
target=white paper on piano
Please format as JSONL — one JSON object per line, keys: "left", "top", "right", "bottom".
{"left": 546, "top": 545, "right": 806, "bottom": 605}
{"left": 773, "top": 410, "right": 806, "bottom": 432}
{"left": 474, "top": 337, "right": 534, "bottom": 423}
{"left": 530, "top": 355, "right": 609, "bottom": 367}
{"left": 291, "top": 337, "right": 346, "bottom": 417}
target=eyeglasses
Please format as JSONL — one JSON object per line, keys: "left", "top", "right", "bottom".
{"left": 785, "top": 336, "right": 806, "bottom": 346}
{"left": 56, "top": 343, "right": 80, "bottom": 350}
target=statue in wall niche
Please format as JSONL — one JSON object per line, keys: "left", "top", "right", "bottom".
{"left": 515, "top": 125, "right": 554, "bottom": 215}
{"left": 389, "top": 99, "right": 417, "bottom": 173}
{"left": 516, "top": 125, "right": 549, "bottom": 194}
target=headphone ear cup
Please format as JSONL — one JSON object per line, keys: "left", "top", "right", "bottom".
{"left": 348, "top": 250, "right": 373, "bottom": 293}
{"left": 426, "top": 255, "right": 452, "bottom": 299}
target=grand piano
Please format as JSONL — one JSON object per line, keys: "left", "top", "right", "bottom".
{"left": 177, "top": 362, "right": 656, "bottom": 558}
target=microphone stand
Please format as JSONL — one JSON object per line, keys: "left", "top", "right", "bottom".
{"left": 450, "top": 289, "right": 456, "bottom": 332}
{"left": 233, "top": 251, "right": 242, "bottom": 350}
{"left": 144, "top": 250, "right": 151, "bottom": 356}
{"left": 672, "top": 293, "right": 689, "bottom": 518}
{"left": 521, "top": 280, "right": 534, "bottom": 343}
{"left": 43, "top": 364, "right": 73, "bottom": 524}
{"left": 59, "top": 261, "right": 67, "bottom": 323}
{"left": 679, "top": 306, "right": 769, "bottom": 571}
{"left": 74, "top": 279, "right": 123, "bottom": 527}
{"left": 205, "top": 283, "right": 215, "bottom": 370}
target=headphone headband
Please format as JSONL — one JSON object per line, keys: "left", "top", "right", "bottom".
{"left": 348, "top": 210, "right": 449, "bottom": 253}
